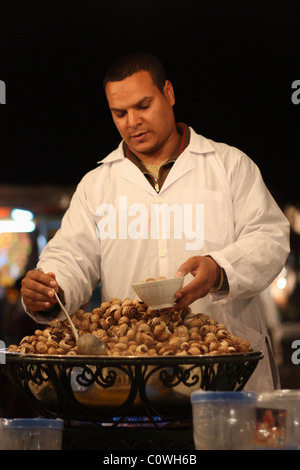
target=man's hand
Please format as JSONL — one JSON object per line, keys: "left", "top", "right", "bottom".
{"left": 171, "top": 256, "right": 221, "bottom": 311}
{"left": 21, "top": 269, "right": 59, "bottom": 312}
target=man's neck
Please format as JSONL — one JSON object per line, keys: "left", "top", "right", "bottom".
{"left": 129, "top": 128, "right": 182, "bottom": 165}
{"left": 124, "top": 123, "right": 190, "bottom": 165}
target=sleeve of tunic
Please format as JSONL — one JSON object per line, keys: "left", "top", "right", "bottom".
{"left": 26, "top": 170, "right": 101, "bottom": 323}
{"left": 208, "top": 148, "right": 290, "bottom": 302}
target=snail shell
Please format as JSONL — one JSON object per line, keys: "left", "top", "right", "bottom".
{"left": 11, "top": 296, "right": 252, "bottom": 358}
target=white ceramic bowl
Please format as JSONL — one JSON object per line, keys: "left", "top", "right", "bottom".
{"left": 132, "top": 277, "right": 184, "bottom": 310}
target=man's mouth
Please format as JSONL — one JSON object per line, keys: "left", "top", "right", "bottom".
{"left": 131, "top": 131, "right": 148, "bottom": 141}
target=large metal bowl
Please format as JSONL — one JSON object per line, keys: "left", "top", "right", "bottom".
{"left": 2, "top": 350, "right": 263, "bottom": 427}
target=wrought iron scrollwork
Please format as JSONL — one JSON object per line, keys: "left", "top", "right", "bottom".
{"left": 2, "top": 351, "right": 263, "bottom": 426}
{"left": 74, "top": 365, "right": 118, "bottom": 388}
{"left": 159, "top": 365, "right": 201, "bottom": 388}
{"left": 17, "top": 362, "right": 50, "bottom": 387}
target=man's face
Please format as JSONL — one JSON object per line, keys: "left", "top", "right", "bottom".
{"left": 105, "top": 71, "right": 176, "bottom": 159}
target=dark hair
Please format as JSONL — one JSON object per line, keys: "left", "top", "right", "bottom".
{"left": 103, "top": 52, "right": 167, "bottom": 93}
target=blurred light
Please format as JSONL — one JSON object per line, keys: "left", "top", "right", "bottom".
{"left": 11, "top": 209, "right": 34, "bottom": 222}
{"left": 285, "top": 205, "right": 300, "bottom": 235}
{"left": 0, "top": 220, "right": 36, "bottom": 233}
{"left": 37, "top": 233, "right": 47, "bottom": 254}
{"left": 59, "top": 194, "right": 70, "bottom": 210}
{"left": 0, "top": 207, "right": 11, "bottom": 218}
{"left": 280, "top": 267, "right": 287, "bottom": 277}
{"left": 276, "top": 277, "right": 287, "bottom": 290}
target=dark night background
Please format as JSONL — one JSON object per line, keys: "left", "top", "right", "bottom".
{"left": 0, "top": 0, "right": 299, "bottom": 207}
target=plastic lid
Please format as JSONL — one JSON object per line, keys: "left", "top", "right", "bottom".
{"left": 191, "top": 391, "right": 256, "bottom": 404}
{"left": 1, "top": 418, "right": 64, "bottom": 429}
{"left": 258, "top": 389, "right": 300, "bottom": 401}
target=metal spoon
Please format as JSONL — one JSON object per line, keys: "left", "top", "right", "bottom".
{"left": 51, "top": 288, "right": 108, "bottom": 356}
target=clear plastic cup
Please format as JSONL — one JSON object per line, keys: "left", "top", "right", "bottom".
{"left": 256, "top": 389, "right": 300, "bottom": 449}
{"left": 191, "top": 391, "right": 257, "bottom": 450}
{"left": 0, "top": 418, "right": 64, "bottom": 450}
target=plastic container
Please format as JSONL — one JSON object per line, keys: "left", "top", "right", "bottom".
{"left": 0, "top": 418, "right": 64, "bottom": 450}
{"left": 256, "top": 389, "right": 300, "bottom": 449}
{"left": 191, "top": 390, "right": 257, "bottom": 450}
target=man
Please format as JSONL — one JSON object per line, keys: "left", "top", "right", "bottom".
{"left": 21, "top": 53, "right": 290, "bottom": 391}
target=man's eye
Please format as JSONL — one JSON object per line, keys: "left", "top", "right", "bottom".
{"left": 116, "top": 112, "right": 126, "bottom": 118}
{"left": 140, "top": 104, "right": 149, "bottom": 110}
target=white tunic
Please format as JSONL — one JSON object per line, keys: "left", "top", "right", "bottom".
{"left": 28, "top": 127, "right": 290, "bottom": 392}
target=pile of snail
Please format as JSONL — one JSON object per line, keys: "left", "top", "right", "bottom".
{"left": 8, "top": 297, "right": 251, "bottom": 356}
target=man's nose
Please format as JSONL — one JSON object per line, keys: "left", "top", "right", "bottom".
{"left": 127, "top": 110, "right": 142, "bottom": 128}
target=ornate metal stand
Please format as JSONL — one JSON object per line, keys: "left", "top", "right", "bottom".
{"left": 2, "top": 351, "right": 262, "bottom": 429}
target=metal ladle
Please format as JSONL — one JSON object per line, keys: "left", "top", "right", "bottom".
{"left": 51, "top": 288, "right": 108, "bottom": 355}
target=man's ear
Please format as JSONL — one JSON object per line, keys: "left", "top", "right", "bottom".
{"left": 163, "top": 80, "right": 175, "bottom": 106}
